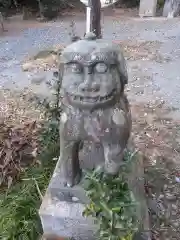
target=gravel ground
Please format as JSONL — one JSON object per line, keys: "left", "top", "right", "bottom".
{"left": 0, "top": 16, "right": 180, "bottom": 110}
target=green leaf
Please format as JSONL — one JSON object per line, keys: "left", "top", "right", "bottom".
{"left": 99, "top": 201, "right": 112, "bottom": 218}
{"left": 82, "top": 153, "right": 140, "bottom": 240}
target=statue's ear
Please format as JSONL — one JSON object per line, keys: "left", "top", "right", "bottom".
{"left": 117, "top": 51, "right": 128, "bottom": 85}
{"left": 71, "top": 36, "right": 81, "bottom": 42}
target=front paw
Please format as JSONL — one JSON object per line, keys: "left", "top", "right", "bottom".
{"left": 62, "top": 170, "right": 82, "bottom": 188}
{"left": 63, "top": 179, "right": 73, "bottom": 188}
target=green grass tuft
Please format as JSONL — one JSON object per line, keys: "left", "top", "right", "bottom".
{"left": 0, "top": 119, "right": 59, "bottom": 240}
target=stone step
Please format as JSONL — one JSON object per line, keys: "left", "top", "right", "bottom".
{"left": 39, "top": 192, "right": 151, "bottom": 240}
{"left": 39, "top": 192, "right": 96, "bottom": 240}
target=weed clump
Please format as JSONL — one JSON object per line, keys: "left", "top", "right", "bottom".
{"left": 0, "top": 74, "right": 61, "bottom": 240}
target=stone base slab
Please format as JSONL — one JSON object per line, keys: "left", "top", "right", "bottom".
{"left": 39, "top": 147, "right": 151, "bottom": 240}
{"left": 39, "top": 192, "right": 96, "bottom": 240}
{"left": 39, "top": 181, "right": 151, "bottom": 240}
{"left": 139, "top": 0, "right": 157, "bottom": 17}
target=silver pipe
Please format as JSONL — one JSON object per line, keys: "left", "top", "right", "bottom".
{"left": 86, "top": 6, "right": 91, "bottom": 33}
{"left": 86, "top": 0, "right": 93, "bottom": 34}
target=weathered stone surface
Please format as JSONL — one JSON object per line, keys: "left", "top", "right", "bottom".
{"left": 47, "top": 157, "right": 90, "bottom": 203}
{"left": 39, "top": 192, "right": 96, "bottom": 240}
{"left": 163, "top": 0, "right": 180, "bottom": 17}
{"left": 125, "top": 153, "right": 151, "bottom": 238}
{"left": 139, "top": 0, "right": 157, "bottom": 17}
{"left": 58, "top": 32, "right": 131, "bottom": 187}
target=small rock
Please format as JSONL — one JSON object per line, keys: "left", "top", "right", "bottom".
{"left": 72, "top": 197, "right": 79, "bottom": 202}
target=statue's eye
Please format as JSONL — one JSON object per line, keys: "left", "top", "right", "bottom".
{"left": 71, "top": 63, "right": 82, "bottom": 73}
{"left": 94, "top": 63, "right": 108, "bottom": 73}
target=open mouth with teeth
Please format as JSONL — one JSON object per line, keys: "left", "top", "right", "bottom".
{"left": 67, "top": 89, "right": 116, "bottom": 105}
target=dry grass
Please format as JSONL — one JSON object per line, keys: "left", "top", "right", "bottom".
{"left": 22, "top": 45, "right": 64, "bottom": 72}
{"left": 131, "top": 101, "right": 180, "bottom": 164}
{"left": 0, "top": 87, "right": 58, "bottom": 240}
{"left": 0, "top": 89, "right": 42, "bottom": 124}
{"left": 0, "top": 89, "right": 43, "bottom": 188}
{"left": 131, "top": 101, "right": 180, "bottom": 240}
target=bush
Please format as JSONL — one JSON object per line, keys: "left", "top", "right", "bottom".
{"left": 117, "top": 0, "right": 140, "bottom": 8}
{"left": 83, "top": 151, "right": 141, "bottom": 240}
{"left": 38, "top": 0, "right": 61, "bottom": 19}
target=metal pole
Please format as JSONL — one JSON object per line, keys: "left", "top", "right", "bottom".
{"left": 91, "top": 0, "right": 101, "bottom": 38}
{"left": 86, "top": 6, "right": 92, "bottom": 33}
{"left": 85, "top": 0, "right": 101, "bottom": 38}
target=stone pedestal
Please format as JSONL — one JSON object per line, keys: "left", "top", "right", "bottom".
{"left": 39, "top": 155, "right": 97, "bottom": 240}
{"left": 39, "top": 145, "right": 151, "bottom": 240}
{"left": 39, "top": 192, "right": 96, "bottom": 240}
{"left": 139, "top": 0, "right": 157, "bottom": 17}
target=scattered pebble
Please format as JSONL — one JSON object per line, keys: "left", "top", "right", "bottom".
{"left": 72, "top": 197, "right": 79, "bottom": 202}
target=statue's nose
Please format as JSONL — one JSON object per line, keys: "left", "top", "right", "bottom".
{"left": 81, "top": 84, "right": 100, "bottom": 92}
{"left": 80, "top": 75, "right": 100, "bottom": 92}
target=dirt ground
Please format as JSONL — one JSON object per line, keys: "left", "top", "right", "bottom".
{"left": 0, "top": 15, "right": 48, "bottom": 37}
{"left": 0, "top": 8, "right": 138, "bottom": 37}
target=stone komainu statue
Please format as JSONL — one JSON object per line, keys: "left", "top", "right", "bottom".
{"left": 58, "top": 33, "right": 132, "bottom": 187}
